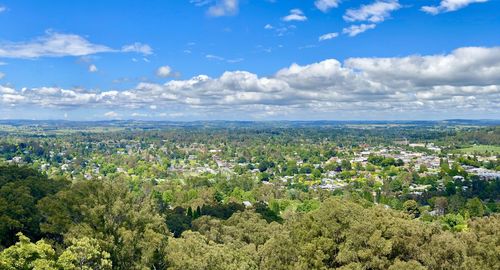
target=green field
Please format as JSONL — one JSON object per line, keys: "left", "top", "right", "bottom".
{"left": 457, "top": 145, "right": 500, "bottom": 155}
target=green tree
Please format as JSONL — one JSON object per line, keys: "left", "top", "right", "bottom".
{"left": 465, "top": 197, "right": 485, "bottom": 217}
{"left": 57, "top": 237, "right": 112, "bottom": 270}
{"left": 403, "top": 200, "right": 420, "bottom": 218}
{"left": 38, "top": 180, "right": 169, "bottom": 269}
{"left": 341, "top": 159, "right": 352, "bottom": 171}
{"left": 0, "top": 233, "right": 57, "bottom": 270}
{"left": 0, "top": 165, "right": 68, "bottom": 247}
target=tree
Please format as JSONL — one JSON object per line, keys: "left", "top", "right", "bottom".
{"left": 0, "top": 165, "right": 68, "bottom": 247}
{"left": 440, "top": 214, "right": 468, "bottom": 232}
{"left": 259, "top": 172, "right": 270, "bottom": 182}
{"left": 0, "top": 233, "right": 57, "bottom": 270}
{"left": 38, "top": 180, "right": 169, "bottom": 269}
{"left": 57, "top": 237, "right": 112, "bottom": 270}
{"left": 418, "top": 164, "right": 428, "bottom": 173}
{"left": 341, "top": 159, "right": 352, "bottom": 171}
{"left": 403, "top": 200, "right": 420, "bottom": 218}
{"left": 465, "top": 197, "right": 485, "bottom": 217}
{"left": 433, "top": 197, "right": 448, "bottom": 216}
{"left": 165, "top": 207, "right": 192, "bottom": 237}
{"left": 311, "top": 168, "right": 322, "bottom": 179}
{"left": 167, "top": 231, "right": 257, "bottom": 270}
{"left": 459, "top": 215, "right": 500, "bottom": 269}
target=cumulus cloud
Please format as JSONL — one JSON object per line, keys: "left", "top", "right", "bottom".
{"left": 344, "top": 0, "right": 401, "bottom": 23}
{"left": 343, "top": 24, "right": 376, "bottom": 36}
{"left": 315, "top": 0, "right": 341, "bottom": 12}
{"left": 205, "top": 0, "right": 239, "bottom": 17}
{"left": 1, "top": 46, "right": 499, "bottom": 118}
{"left": 344, "top": 47, "right": 500, "bottom": 86}
{"left": 319, "top": 32, "right": 339, "bottom": 41}
{"left": 0, "top": 31, "right": 152, "bottom": 58}
{"left": 421, "top": 0, "right": 488, "bottom": 15}
{"left": 282, "top": 9, "right": 307, "bottom": 22}
{"left": 88, "top": 64, "right": 98, "bottom": 73}
{"left": 156, "top": 66, "right": 172, "bottom": 77}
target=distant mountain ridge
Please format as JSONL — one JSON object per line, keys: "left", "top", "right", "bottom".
{"left": 0, "top": 119, "right": 499, "bottom": 128}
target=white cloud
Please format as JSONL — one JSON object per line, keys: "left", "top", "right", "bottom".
{"left": 227, "top": 58, "right": 244, "bottom": 63}
{"left": 344, "top": 47, "right": 500, "bottom": 86}
{"left": 206, "top": 54, "right": 243, "bottom": 63}
{"left": 131, "top": 112, "right": 149, "bottom": 117}
{"left": 88, "top": 64, "right": 98, "bottom": 73}
{"left": 0, "top": 31, "right": 152, "bottom": 59}
{"left": 264, "top": 24, "right": 273, "bottom": 30}
{"left": 273, "top": 25, "right": 297, "bottom": 37}
{"left": 0, "top": 6, "right": 6, "bottom": 13}
{"left": 315, "top": 0, "right": 341, "bottom": 12}
{"left": 319, "top": 32, "right": 339, "bottom": 41}
{"left": 121, "top": 42, "right": 153, "bottom": 55}
{"left": 0, "top": 72, "right": 4, "bottom": 79}
{"left": 282, "top": 9, "right": 307, "bottom": 22}
{"left": 342, "top": 24, "right": 376, "bottom": 36}
{"left": 0, "top": 86, "right": 17, "bottom": 95}
{"left": 104, "top": 111, "right": 119, "bottom": 118}
{"left": 207, "top": 0, "right": 239, "bottom": 17}
{"left": 190, "top": 0, "right": 212, "bottom": 7}
{"left": 0, "top": 31, "right": 113, "bottom": 58}
{"left": 156, "top": 65, "right": 172, "bottom": 77}
{"left": 206, "top": 54, "right": 225, "bottom": 61}
{"left": 344, "top": 0, "right": 401, "bottom": 23}
{"left": 1, "top": 47, "right": 499, "bottom": 118}
{"left": 421, "top": 0, "right": 488, "bottom": 15}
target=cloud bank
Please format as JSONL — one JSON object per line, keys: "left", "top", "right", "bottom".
{"left": 1, "top": 47, "right": 499, "bottom": 119}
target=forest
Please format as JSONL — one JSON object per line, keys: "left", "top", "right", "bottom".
{"left": 0, "top": 122, "right": 499, "bottom": 269}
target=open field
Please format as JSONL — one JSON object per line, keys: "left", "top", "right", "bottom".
{"left": 457, "top": 145, "right": 500, "bottom": 155}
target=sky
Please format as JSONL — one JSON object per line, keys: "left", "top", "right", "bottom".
{"left": 0, "top": 0, "right": 499, "bottom": 121}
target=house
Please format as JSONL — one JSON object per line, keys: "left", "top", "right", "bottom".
{"left": 242, "top": 201, "right": 252, "bottom": 208}
{"left": 327, "top": 156, "right": 340, "bottom": 163}
{"left": 61, "top": 164, "right": 69, "bottom": 171}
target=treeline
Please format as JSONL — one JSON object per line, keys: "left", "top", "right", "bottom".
{"left": 1, "top": 165, "right": 499, "bottom": 269}
{"left": 449, "top": 126, "right": 500, "bottom": 146}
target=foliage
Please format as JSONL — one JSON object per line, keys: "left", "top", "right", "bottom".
{"left": 0, "top": 165, "right": 68, "bottom": 247}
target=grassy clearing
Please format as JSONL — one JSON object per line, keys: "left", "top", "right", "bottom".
{"left": 457, "top": 145, "right": 500, "bottom": 155}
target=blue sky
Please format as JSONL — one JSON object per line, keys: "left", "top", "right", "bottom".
{"left": 0, "top": 0, "right": 499, "bottom": 120}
